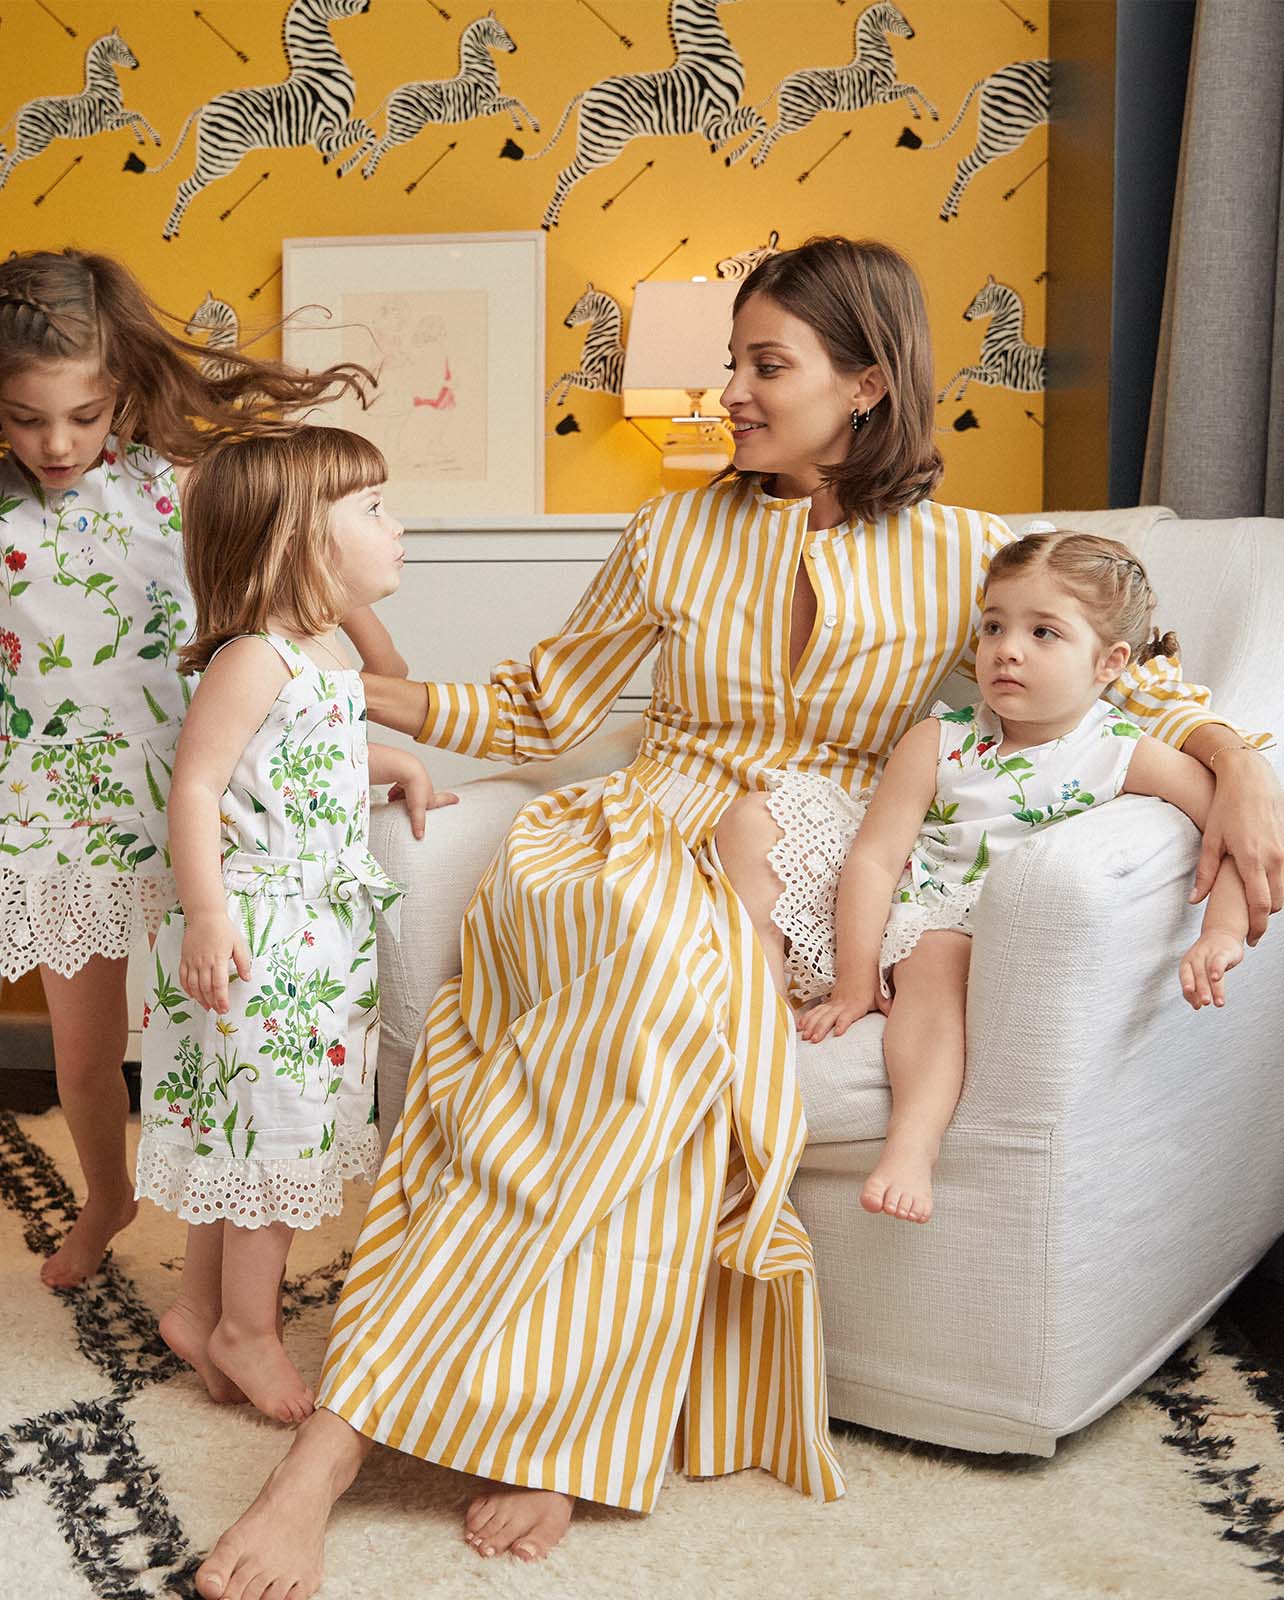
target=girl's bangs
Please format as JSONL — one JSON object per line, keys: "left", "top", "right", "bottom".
{"left": 319, "top": 428, "right": 388, "bottom": 502}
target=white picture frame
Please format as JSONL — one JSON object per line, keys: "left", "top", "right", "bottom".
{"left": 282, "top": 231, "right": 545, "bottom": 519}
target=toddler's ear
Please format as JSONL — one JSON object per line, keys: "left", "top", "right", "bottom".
{"left": 1098, "top": 640, "right": 1131, "bottom": 683}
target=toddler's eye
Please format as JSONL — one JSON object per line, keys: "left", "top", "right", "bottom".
{"left": 981, "top": 621, "right": 1000, "bottom": 635}
{"left": 1033, "top": 626, "right": 1059, "bottom": 640}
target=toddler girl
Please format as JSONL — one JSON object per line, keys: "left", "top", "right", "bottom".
{"left": 0, "top": 248, "right": 382, "bottom": 1287}
{"left": 136, "top": 425, "right": 454, "bottom": 1422}
{"left": 718, "top": 532, "right": 1250, "bottom": 1224}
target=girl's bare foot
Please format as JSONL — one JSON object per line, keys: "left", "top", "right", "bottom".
{"left": 208, "top": 1322, "right": 313, "bottom": 1424}
{"left": 41, "top": 1193, "right": 138, "bottom": 1288}
{"left": 861, "top": 1138, "right": 936, "bottom": 1223}
{"left": 159, "top": 1297, "right": 247, "bottom": 1405}
{"left": 464, "top": 1485, "right": 575, "bottom": 1561}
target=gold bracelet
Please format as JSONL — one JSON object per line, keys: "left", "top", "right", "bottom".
{"left": 415, "top": 683, "right": 434, "bottom": 745}
{"left": 1207, "top": 742, "right": 1260, "bottom": 769}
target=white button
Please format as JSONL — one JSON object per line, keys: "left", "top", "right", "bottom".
{"left": 824, "top": 613, "right": 837, "bottom": 627}
{"left": 809, "top": 541, "right": 823, "bottom": 557}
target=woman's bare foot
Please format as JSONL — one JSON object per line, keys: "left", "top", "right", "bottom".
{"left": 196, "top": 1408, "right": 370, "bottom": 1599}
{"left": 41, "top": 1193, "right": 138, "bottom": 1288}
{"left": 464, "top": 1485, "right": 575, "bottom": 1561}
{"left": 208, "top": 1321, "right": 313, "bottom": 1424}
{"left": 159, "top": 1298, "right": 247, "bottom": 1405}
{"left": 861, "top": 1137, "right": 936, "bottom": 1223}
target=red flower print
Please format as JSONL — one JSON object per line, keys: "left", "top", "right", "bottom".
{"left": 181, "top": 1116, "right": 192, "bottom": 1129}
{"left": 168, "top": 1100, "right": 181, "bottom": 1114}
{"left": 102, "top": 449, "right": 116, "bottom": 465}
{"left": 948, "top": 747, "right": 963, "bottom": 765}
{"left": 328, "top": 704, "right": 343, "bottom": 726}
{"left": 327, "top": 1043, "right": 346, "bottom": 1067}
{"left": 142, "top": 1003, "right": 151, "bottom": 1030}
{"left": 303, "top": 930, "right": 316, "bottom": 946}
{"left": 0, "top": 629, "right": 21, "bottom": 672}
{"left": 263, "top": 1017, "right": 280, "bottom": 1034}
{"left": 155, "top": 496, "right": 173, "bottom": 515}
{"left": 5, "top": 550, "right": 26, "bottom": 571}
{"left": 308, "top": 788, "right": 318, "bottom": 799}
{"left": 976, "top": 737, "right": 998, "bottom": 757}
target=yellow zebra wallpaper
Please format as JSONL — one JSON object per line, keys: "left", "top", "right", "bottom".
{"left": 0, "top": 0, "right": 1049, "bottom": 513}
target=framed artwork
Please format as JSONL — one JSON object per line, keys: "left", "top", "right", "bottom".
{"left": 282, "top": 232, "right": 545, "bottom": 519}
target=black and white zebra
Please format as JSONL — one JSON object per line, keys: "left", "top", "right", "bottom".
{"left": 0, "top": 30, "right": 159, "bottom": 192}
{"left": 338, "top": 10, "right": 537, "bottom": 180}
{"left": 898, "top": 58, "right": 1050, "bottom": 222}
{"left": 509, "top": 0, "right": 764, "bottom": 231}
{"left": 726, "top": 2, "right": 937, "bottom": 170}
{"left": 715, "top": 229, "right": 781, "bottom": 279}
{"left": 185, "top": 292, "right": 242, "bottom": 381}
{"left": 546, "top": 285, "right": 625, "bottom": 406}
{"left": 938, "top": 276, "right": 1045, "bottom": 403}
{"left": 124, "top": 0, "right": 371, "bottom": 240}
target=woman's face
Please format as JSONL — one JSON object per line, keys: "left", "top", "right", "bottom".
{"left": 0, "top": 358, "right": 116, "bottom": 491}
{"left": 720, "top": 293, "right": 883, "bottom": 496}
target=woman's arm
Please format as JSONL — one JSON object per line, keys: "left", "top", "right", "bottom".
{"left": 366, "top": 503, "right": 660, "bottom": 760}
{"left": 169, "top": 639, "right": 287, "bottom": 1013}
{"left": 798, "top": 719, "right": 939, "bottom": 1041}
{"left": 341, "top": 605, "right": 409, "bottom": 677}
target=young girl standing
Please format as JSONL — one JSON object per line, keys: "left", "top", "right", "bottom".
{"left": 719, "top": 532, "right": 1253, "bottom": 1224}
{"left": 0, "top": 248, "right": 392, "bottom": 1288}
{"left": 136, "top": 426, "right": 453, "bottom": 1422}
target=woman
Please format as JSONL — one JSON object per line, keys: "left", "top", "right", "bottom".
{"left": 196, "top": 237, "right": 1282, "bottom": 1600}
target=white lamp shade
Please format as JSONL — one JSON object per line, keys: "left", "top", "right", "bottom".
{"left": 622, "top": 278, "right": 740, "bottom": 417}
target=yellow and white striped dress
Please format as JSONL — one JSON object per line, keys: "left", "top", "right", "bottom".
{"left": 316, "top": 477, "right": 1240, "bottom": 1511}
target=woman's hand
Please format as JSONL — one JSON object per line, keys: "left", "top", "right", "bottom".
{"left": 1191, "top": 750, "right": 1284, "bottom": 944}
{"left": 1179, "top": 928, "right": 1244, "bottom": 1010}
{"left": 180, "top": 912, "right": 251, "bottom": 1014}
{"left": 371, "top": 746, "right": 459, "bottom": 839}
{"left": 796, "top": 982, "right": 879, "bottom": 1043}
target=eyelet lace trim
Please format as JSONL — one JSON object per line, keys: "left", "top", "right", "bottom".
{"left": 134, "top": 1122, "right": 383, "bottom": 1231}
{"left": 0, "top": 865, "right": 176, "bottom": 980}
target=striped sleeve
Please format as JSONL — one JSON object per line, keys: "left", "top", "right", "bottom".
{"left": 416, "top": 500, "right": 660, "bottom": 762}
{"left": 1106, "top": 650, "right": 1274, "bottom": 752}
{"left": 955, "top": 512, "right": 1022, "bottom": 682}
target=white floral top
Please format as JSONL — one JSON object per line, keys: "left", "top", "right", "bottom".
{"left": 0, "top": 438, "right": 190, "bottom": 977}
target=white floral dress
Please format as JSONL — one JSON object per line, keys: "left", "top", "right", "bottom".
{"left": 0, "top": 440, "right": 190, "bottom": 977}
{"left": 136, "top": 635, "right": 403, "bottom": 1230}
{"left": 767, "top": 698, "right": 1143, "bottom": 1002}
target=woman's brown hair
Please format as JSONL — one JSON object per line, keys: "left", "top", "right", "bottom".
{"left": 986, "top": 531, "right": 1179, "bottom": 669}
{"left": 0, "top": 248, "right": 372, "bottom": 463}
{"left": 179, "top": 426, "right": 386, "bottom": 674}
{"left": 724, "top": 235, "right": 943, "bottom": 523}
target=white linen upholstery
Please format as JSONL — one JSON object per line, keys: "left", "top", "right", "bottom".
{"left": 370, "top": 513, "right": 1284, "bottom": 1456}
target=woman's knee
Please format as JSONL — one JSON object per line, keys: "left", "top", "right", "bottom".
{"left": 714, "top": 790, "right": 779, "bottom": 860}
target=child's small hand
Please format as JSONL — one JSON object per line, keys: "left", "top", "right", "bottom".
{"left": 180, "top": 912, "right": 251, "bottom": 1014}
{"left": 1179, "top": 928, "right": 1244, "bottom": 1010}
{"left": 797, "top": 984, "right": 878, "bottom": 1043}
{"left": 383, "top": 755, "right": 458, "bottom": 840}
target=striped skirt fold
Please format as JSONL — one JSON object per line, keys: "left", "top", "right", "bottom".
{"left": 316, "top": 764, "right": 846, "bottom": 1510}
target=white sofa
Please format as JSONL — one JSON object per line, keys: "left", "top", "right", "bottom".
{"left": 368, "top": 510, "right": 1284, "bottom": 1457}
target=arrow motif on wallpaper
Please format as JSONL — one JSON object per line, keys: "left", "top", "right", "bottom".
{"left": 405, "top": 142, "right": 457, "bottom": 196}
{"left": 247, "top": 263, "right": 282, "bottom": 303}
{"left": 33, "top": 0, "right": 75, "bottom": 37}
{"left": 797, "top": 128, "right": 851, "bottom": 184}
{"left": 423, "top": 0, "right": 452, "bottom": 20}
{"left": 575, "top": 0, "right": 633, "bottom": 49}
{"left": 32, "top": 154, "right": 81, "bottom": 207}
{"left": 1003, "top": 156, "right": 1047, "bottom": 202}
{"left": 601, "top": 160, "right": 653, "bottom": 211}
{"left": 194, "top": 9, "right": 250, "bottom": 64}
{"left": 637, "top": 237, "right": 690, "bottom": 283}
{"left": 998, "top": 0, "right": 1039, "bottom": 34}
{"left": 1024, "top": 409, "right": 1044, "bottom": 428}
{"left": 219, "top": 171, "right": 270, "bottom": 222}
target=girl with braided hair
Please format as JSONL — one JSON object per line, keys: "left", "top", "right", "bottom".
{"left": 0, "top": 248, "right": 397, "bottom": 1289}
{"left": 718, "top": 531, "right": 1254, "bottom": 1225}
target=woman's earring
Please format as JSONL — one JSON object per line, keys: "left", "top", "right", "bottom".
{"left": 850, "top": 405, "right": 871, "bottom": 432}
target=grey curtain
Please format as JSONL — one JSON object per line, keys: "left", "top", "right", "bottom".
{"left": 1141, "top": 0, "right": 1284, "bottom": 518}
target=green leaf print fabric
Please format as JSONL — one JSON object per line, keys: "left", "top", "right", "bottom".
{"left": 0, "top": 439, "right": 191, "bottom": 977}
{"left": 135, "top": 635, "right": 404, "bottom": 1231}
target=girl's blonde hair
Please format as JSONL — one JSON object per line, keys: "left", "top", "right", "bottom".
{"left": 722, "top": 235, "right": 943, "bottom": 523}
{"left": 985, "top": 530, "right": 1178, "bottom": 667}
{"left": 0, "top": 248, "right": 373, "bottom": 462}
{"left": 179, "top": 426, "right": 386, "bottom": 674}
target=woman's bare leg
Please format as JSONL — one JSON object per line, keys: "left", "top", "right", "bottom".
{"left": 861, "top": 930, "right": 971, "bottom": 1224}
{"left": 208, "top": 1221, "right": 313, "bottom": 1424}
{"left": 195, "top": 1408, "right": 371, "bottom": 1600}
{"left": 158, "top": 1222, "right": 246, "bottom": 1404}
{"left": 714, "top": 791, "right": 789, "bottom": 997}
{"left": 39, "top": 955, "right": 137, "bottom": 1286}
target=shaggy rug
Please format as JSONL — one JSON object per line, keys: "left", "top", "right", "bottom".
{"left": 2, "top": 1106, "right": 1283, "bottom": 1600}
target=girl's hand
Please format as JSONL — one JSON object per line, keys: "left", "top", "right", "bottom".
{"left": 180, "top": 912, "right": 251, "bottom": 1014}
{"left": 380, "top": 753, "right": 458, "bottom": 840}
{"left": 797, "top": 984, "right": 878, "bottom": 1043}
{"left": 1179, "top": 928, "right": 1244, "bottom": 1010}
{"left": 1192, "top": 750, "right": 1284, "bottom": 944}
